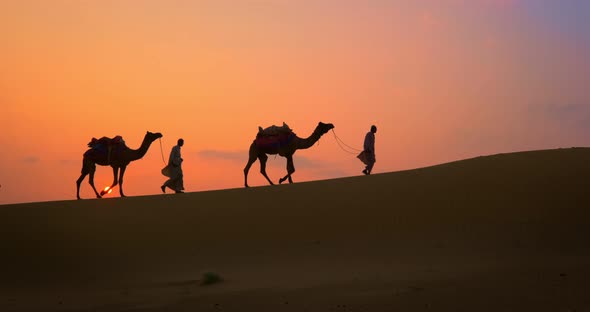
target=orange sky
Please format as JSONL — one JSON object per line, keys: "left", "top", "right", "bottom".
{"left": 1, "top": 1, "right": 589, "bottom": 204}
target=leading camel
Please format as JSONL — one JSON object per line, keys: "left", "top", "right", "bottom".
{"left": 244, "top": 122, "right": 334, "bottom": 187}
{"left": 76, "top": 131, "right": 163, "bottom": 199}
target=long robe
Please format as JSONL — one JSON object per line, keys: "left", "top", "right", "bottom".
{"left": 363, "top": 131, "right": 376, "bottom": 163}
{"left": 358, "top": 131, "right": 376, "bottom": 173}
{"left": 162, "top": 145, "right": 184, "bottom": 191}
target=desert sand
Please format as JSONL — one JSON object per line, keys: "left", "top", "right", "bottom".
{"left": 1, "top": 148, "right": 589, "bottom": 312}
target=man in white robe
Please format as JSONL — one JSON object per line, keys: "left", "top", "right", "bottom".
{"left": 362, "top": 125, "right": 377, "bottom": 175}
{"left": 161, "top": 138, "right": 185, "bottom": 193}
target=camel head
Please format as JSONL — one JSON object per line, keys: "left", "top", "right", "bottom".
{"left": 146, "top": 131, "right": 163, "bottom": 142}
{"left": 316, "top": 122, "right": 335, "bottom": 135}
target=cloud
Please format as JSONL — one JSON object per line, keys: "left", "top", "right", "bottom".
{"left": 59, "top": 159, "right": 79, "bottom": 166}
{"left": 529, "top": 102, "right": 590, "bottom": 128}
{"left": 197, "top": 149, "right": 344, "bottom": 173}
{"left": 289, "top": 155, "right": 327, "bottom": 169}
{"left": 197, "top": 149, "right": 322, "bottom": 167}
{"left": 486, "top": 0, "right": 517, "bottom": 8}
{"left": 519, "top": 102, "right": 590, "bottom": 145}
{"left": 197, "top": 150, "right": 246, "bottom": 162}
{"left": 22, "top": 156, "right": 39, "bottom": 164}
{"left": 420, "top": 11, "right": 444, "bottom": 29}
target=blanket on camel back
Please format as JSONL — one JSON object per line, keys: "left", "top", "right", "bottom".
{"left": 86, "top": 135, "right": 127, "bottom": 159}
{"left": 255, "top": 122, "right": 295, "bottom": 149}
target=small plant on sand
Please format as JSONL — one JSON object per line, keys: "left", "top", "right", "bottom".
{"left": 201, "top": 271, "right": 222, "bottom": 285}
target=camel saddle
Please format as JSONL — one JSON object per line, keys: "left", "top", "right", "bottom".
{"left": 86, "top": 135, "right": 127, "bottom": 159}
{"left": 257, "top": 122, "right": 292, "bottom": 137}
{"left": 255, "top": 124, "right": 295, "bottom": 148}
{"left": 88, "top": 135, "right": 125, "bottom": 148}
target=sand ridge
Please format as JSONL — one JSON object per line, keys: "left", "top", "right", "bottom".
{"left": 1, "top": 148, "right": 589, "bottom": 311}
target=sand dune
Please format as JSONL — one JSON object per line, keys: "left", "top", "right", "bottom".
{"left": 1, "top": 148, "right": 589, "bottom": 311}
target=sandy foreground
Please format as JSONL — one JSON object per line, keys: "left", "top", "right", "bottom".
{"left": 1, "top": 148, "right": 589, "bottom": 312}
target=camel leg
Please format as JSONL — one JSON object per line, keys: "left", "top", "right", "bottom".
{"left": 243, "top": 143, "right": 258, "bottom": 187}
{"left": 244, "top": 157, "right": 257, "bottom": 188}
{"left": 259, "top": 153, "right": 274, "bottom": 186}
{"left": 88, "top": 164, "right": 102, "bottom": 198}
{"left": 76, "top": 169, "right": 89, "bottom": 200}
{"left": 279, "top": 155, "right": 295, "bottom": 184}
{"left": 101, "top": 166, "right": 119, "bottom": 196}
{"left": 118, "top": 165, "right": 127, "bottom": 197}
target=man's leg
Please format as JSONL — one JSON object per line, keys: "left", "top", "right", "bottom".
{"left": 366, "top": 160, "right": 375, "bottom": 174}
{"left": 175, "top": 173, "right": 184, "bottom": 193}
{"left": 162, "top": 178, "right": 172, "bottom": 193}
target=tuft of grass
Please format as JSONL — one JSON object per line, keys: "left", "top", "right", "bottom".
{"left": 201, "top": 271, "right": 222, "bottom": 286}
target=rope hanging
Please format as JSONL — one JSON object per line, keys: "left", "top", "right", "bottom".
{"left": 331, "top": 129, "right": 362, "bottom": 155}
{"left": 158, "top": 138, "right": 167, "bottom": 165}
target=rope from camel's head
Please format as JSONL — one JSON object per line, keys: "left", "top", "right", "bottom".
{"left": 158, "top": 138, "right": 167, "bottom": 165}
{"left": 331, "top": 129, "right": 362, "bottom": 155}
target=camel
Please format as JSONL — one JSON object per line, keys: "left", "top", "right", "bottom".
{"left": 244, "top": 122, "right": 334, "bottom": 187}
{"left": 76, "top": 131, "right": 163, "bottom": 199}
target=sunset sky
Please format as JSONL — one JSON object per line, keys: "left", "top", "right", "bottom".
{"left": 1, "top": 0, "right": 589, "bottom": 204}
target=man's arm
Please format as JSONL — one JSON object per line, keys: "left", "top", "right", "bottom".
{"left": 364, "top": 133, "right": 375, "bottom": 153}
{"left": 171, "top": 146, "right": 183, "bottom": 167}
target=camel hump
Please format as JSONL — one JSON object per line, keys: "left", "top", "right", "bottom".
{"left": 88, "top": 135, "right": 126, "bottom": 148}
{"left": 255, "top": 131, "right": 295, "bottom": 149}
{"left": 257, "top": 122, "right": 292, "bottom": 137}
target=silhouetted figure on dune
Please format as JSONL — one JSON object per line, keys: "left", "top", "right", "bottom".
{"left": 359, "top": 125, "right": 377, "bottom": 175}
{"left": 76, "top": 131, "right": 163, "bottom": 199}
{"left": 161, "top": 138, "right": 185, "bottom": 194}
{"left": 244, "top": 121, "right": 334, "bottom": 187}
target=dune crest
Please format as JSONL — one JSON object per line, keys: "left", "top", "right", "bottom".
{"left": 1, "top": 148, "right": 589, "bottom": 311}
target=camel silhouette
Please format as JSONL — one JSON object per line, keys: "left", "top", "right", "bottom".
{"left": 76, "top": 131, "right": 163, "bottom": 199}
{"left": 244, "top": 122, "right": 334, "bottom": 187}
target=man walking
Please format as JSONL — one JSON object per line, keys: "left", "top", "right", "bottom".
{"left": 362, "top": 125, "right": 377, "bottom": 175}
{"left": 161, "top": 138, "right": 185, "bottom": 193}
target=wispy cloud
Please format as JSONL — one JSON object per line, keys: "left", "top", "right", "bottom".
{"left": 22, "top": 156, "right": 39, "bottom": 164}
{"left": 197, "top": 149, "right": 322, "bottom": 167}
{"left": 529, "top": 102, "right": 590, "bottom": 129}
{"left": 197, "top": 150, "right": 246, "bottom": 162}
{"left": 59, "top": 159, "right": 79, "bottom": 166}
{"left": 290, "top": 155, "right": 327, "bottom": 169}
{"left": 515, "top": 102, "right": 590, "bottom": 146}
{"left": 196, "top": 149, "right": 346, "bottom": 174}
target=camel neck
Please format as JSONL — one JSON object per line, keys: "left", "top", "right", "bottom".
{"left": 127, "top": 136, "right": 152, "bottom": 161}
{"left": 296, "top": 128, "right": 323, "bottom": 150}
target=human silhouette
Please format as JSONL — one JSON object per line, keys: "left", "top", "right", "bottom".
{"left": 161, "top": 138, "right": 185, "bottom": 193}
{"left": 362, "top": 125, "right": 377, "bottom": 175}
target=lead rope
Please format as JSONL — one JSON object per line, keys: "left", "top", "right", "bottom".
{"left": 331, "top": 129, "right": 362, "bottom": 155}
{"left": 159, "top": 138, "right": 167, "bottom": 165}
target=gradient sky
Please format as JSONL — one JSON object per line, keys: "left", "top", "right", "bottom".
{"left": 1, "top": 0, "right": 589, "bottom": 205}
